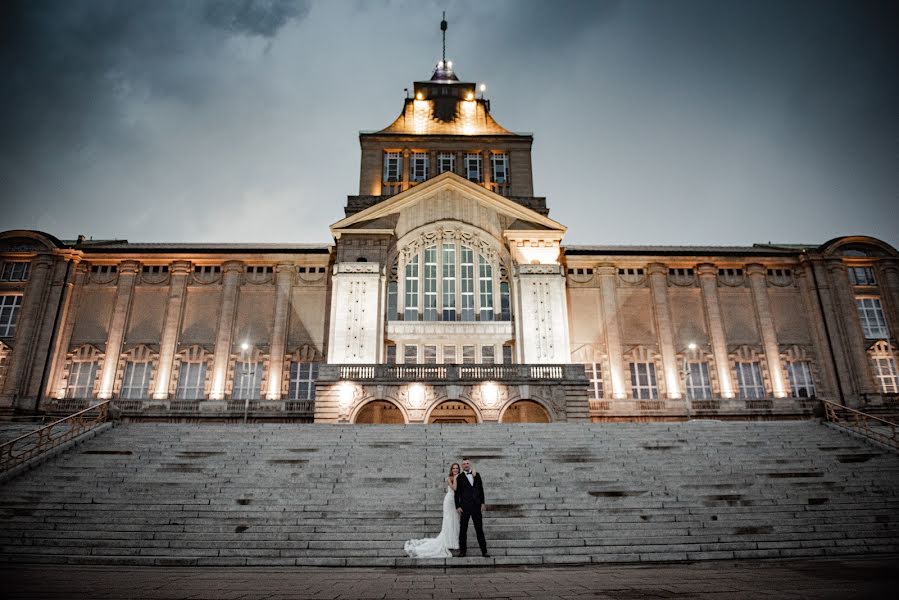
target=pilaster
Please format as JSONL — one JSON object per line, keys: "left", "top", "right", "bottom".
{"left": 327, "top": 262, "right": 382, "bottom": 364}
{"left": 810, "top": 259, "right": 858, "bottom": 401}
{"left": 46, "top": 260, "right": 87, "bottom": 403}
{"left": 208, "top": 261, "right": 243, "bottom": 400}
{"left": 597, "top": 265, "right": 626, "bottom": 399}
{"left": 97, "top": 260, "right": 139, "bottom": 399}
{"left": 153, "top": 261, "right": 191, "bottom": 400}
{"left": 648, "top": 263, "right": 681, "bottom": 399}
{"left": 515, "top": 264, "right": 571, "bottom": 364}
{"left": 697, "top": 263, "right": 735, "bottom": 398}
{"left": 266, "top": 263, "right": 294, "bottom": 400}
{"left": 827, "top": 259, "right": 876, "bottom": 400}
{"left": 876, "top": 262, "right": 899, "bottom": 339}
{"left": 0, "top": 254, "right": 54, "bottom": 408}
{"left": 746, "top": 264, "right": 787, "bottom": 398}
{"left": 794, "top": 261, "right": 837, "bottom": 398}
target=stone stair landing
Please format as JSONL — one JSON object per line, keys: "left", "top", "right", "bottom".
{"left": 1, "top": 421, "right": 898, "bottom": 567}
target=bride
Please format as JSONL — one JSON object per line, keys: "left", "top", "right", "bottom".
{"left": 403, "top": 462, "right": 461, "bottom": 558}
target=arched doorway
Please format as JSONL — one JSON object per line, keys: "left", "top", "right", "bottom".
{"left": 427, "top": 401, "right": 478, "bottom": 424}
{"left": 500, "top": 400, "right": 551, "bottom": 423}
{"left": 354, "top": 400, "right": 406, "bottom": 424}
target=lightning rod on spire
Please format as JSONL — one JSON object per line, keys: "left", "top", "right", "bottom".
{"left": 440, "top": 12, "right": 447, "bottom": 65}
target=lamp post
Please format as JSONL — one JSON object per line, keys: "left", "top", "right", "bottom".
{"left": 240, "top": 341, "right": 250, "bottom": 423}
{"left": 681, "top": 342, "right": 697, "bottom": 418}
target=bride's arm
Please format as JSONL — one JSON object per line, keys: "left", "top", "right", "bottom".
{"left": 447, "top": 475, "right": 457, "bottom": 491}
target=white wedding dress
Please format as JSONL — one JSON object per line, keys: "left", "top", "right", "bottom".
{"left": 403, "top": 486, "right": 460, "bottom": 558}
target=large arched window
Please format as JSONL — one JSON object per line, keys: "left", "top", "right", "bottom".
{"left": 388, "top": 239, "right": 509, "bottom": 322}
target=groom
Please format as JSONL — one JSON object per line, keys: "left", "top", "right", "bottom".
{"left": 455, "top": 457, "right": 488, "bottom": 557}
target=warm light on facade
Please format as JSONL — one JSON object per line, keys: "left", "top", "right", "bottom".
{"left": 338, "top": 381, "right": 356, "bottom": 409}
{"left": 481, "top": 382, "right": 499, "bottom": 407}
{"left": 408, "top": 383, "right": 425, "bottom": 408}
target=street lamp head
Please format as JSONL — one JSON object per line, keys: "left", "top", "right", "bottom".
{"left": 241, "top": 342, "right": 249, "bottom": 351}
{"left": 687, "top": 342, "right": 697, "bottom": 351}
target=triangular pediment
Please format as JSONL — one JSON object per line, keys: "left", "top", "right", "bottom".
{"left": 331, "top": 172, "right": 565, "bottom": 237}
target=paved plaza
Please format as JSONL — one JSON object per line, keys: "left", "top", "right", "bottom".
{"left": 3, "top": 556, "right": 897, "bottom": 599}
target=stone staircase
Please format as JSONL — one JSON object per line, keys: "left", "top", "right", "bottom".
{"left": 1, "top": 421, "right": 898, "bottom": 567}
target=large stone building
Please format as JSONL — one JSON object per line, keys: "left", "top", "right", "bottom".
{"left": 1, "top": 59, "right": 897, "bottom": 424}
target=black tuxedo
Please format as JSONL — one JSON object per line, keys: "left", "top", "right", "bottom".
{"left": 455, "top": 471, "right": 487, "bottom": 555}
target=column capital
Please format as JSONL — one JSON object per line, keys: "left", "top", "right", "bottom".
{"left": 877, "top": 261, "right": 899, "bottom": 276}
{"left": 825, "top": 258, "right": 848, "bottom": 274}
{"left": 222, "top": 260, "right": 243, "bottom": 274}
{"left": 696, "top": 263, "right": 718, "bottom": 277}
{"left": 167, "top": 260, "right": 190, "bottom": 275}
{"left": 118, "top": 260, "right": 141, "bottom": 275}
{"left": 275, "top": 263, "right": 296, "bottom": 275}
{"left": 31, "top": 253, "right": 55, "bottom": 268}
{"left": 646, "top": 263, "right": 668, "bottom": 277}
{"left": 745, "top": 263, "right": 766, "bottom": 278}
{"left": 596, "top": 264, "right": 618, "bottom": 277}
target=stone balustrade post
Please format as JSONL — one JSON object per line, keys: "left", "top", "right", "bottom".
{"left": 153, "top": 261, "right": 191, "bottom": 400}
{"left": 746, "top": 264, "right": 787, "bottom": 398}
{"left": 697, "top": 264, "right": 735, "bottom": 398}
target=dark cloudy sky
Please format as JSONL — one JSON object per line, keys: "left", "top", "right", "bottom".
{"left": 1, "top": 0, "right": 896, "bottom": 247}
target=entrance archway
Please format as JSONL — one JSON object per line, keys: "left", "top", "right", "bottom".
{"left": 427, "top": 401, "right": 479, "bottom": 424}
{"left": 500, "top": 400, "right": 551, "bottom": 423}
{"left": 354, "top": 400, "right": 406, "bottom": 424}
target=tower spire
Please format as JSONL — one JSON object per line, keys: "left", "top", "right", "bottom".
{"left": 441, "top": 12, "right": 447, "bottom": 64}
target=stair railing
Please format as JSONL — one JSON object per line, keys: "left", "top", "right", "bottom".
{"left": 0, "top": 400, "right": 111, "bottom": 474}
{"left": 821, "top": 399, "right": 897, "bottom": 450}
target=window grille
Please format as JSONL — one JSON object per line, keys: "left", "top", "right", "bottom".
{"left": 423, "top": 345, "right": 438, "bottom": 364}
{"left": 176, "top": 362, "right": 207, "bottom": 399}
{"left": 383, "top": 152, "right": 402, "bottom": 182}
{"left": 856, "top": 297, "right": 889, "bottom": 339}
{"left": 586, "top": 363, "right": 604, "bottom": 399}
{"left": 0, "top": 295, "right": 22, "bottom": 337}
{"left": 462, "top": 345, "right": 476, "bottom": 364}
{"left": 0, "top": 262, "right": 30, "bottom": 281}
{"left": 438, "top": 152, "right": 455, "bottom": 174}
{"left": 478, "top": 255, "right": 494, "bottom": 321}
{"left": 442, "top": 244, "right": 456, "bottom": 321}
{"left": 424, "top": 246, "right": 438, "bottom": 321}
{"left": 404, "top": 344, "right": 418, "bottom": 365}
{"left": 443, "top": 345, "right": 456, "bottom": 364}
{"left": 66, "top": 361, "right": 98, "bottom": 398}
{"left": 491, "top": 152, "right": 508, "bottom": 183}
{"left": 873, "top": 357, "right": 898, "bottom": 393}
{"left": 465, "top": 153, "right": 482, "bottom": 182}
{"left": 629, "top": 362, "right": 658, "bottom": 399}
{"left": 848, "top": 267, "right": 876, "bottom": 286}
{"left": 481, "top": 345, "right": 495, "bottom": 365}
{"left": 232, "top": 361, "right": 262, "bottom": 400}
{"left": 735, "top": 362, "right": 766, "bottom": 399}
{"left": 121, "top": 362, "right": 152, "bottom": 399}
{"left": 288, "top": 362, "right": 319, "bottom": 400}
{"left": 411, "top": 152, "right": 429, "bottom": 182}
{"left": 786, "top": 361, "right": 816, "bottom": 398}
{"left": 684, "top": 362, "right": 712, "bottom": 399}
{"left": 502, "top": 345, "right": 514, "bottom": 365}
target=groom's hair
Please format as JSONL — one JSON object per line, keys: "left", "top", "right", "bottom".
{"left": 462, "top": 456, "right": 470, "bottom": 461}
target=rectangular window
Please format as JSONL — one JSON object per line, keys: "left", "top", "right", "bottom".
{"left": 873, "top": 358, "right": 899, "bottom": 393}
{"left": 478, "top": 255, "right": 494, "bottom": 321}
{"left": 685, "top": 362, "right": 713, "bottom": 400}
{"left": 404, "top": 255, "right": 419, "bottom": 321}
{"left": 735, "top": 361, "right": 766, "bottom": 399}
{"left": 502, "top": 345, "right": 514, "bottom": 365}
{"left": 586, "top": 363, "right": 604, "bottom": 399}
{"left": 288, "top": 362, "right": 319, "bottom": 400}
{"left": 66, "top": 361, "right": 98, "bottom": 398}
{"left": 232, "top": 361, "right": 262, "bottom": 400}
{"left": 423, "top": 345, "right": 437, "bottom": 364}
{"left": 481, "top": 345, "right": 495, "bottom": 365}
{"left": 857, "top": 297, "right": 889, "bottom": 339}
{"left": 465, "top": 153, "right": 482, "bottom": 182}
{"left": 176, "top": 362, "right": 207, "bottom": 400}
{"left": 460, "top": 247, "right": 475, "bottom": 321}
{"left": 629, "top": 362, "right": 659, "bottom": 399}
{"left": 423, "top": 246, "right": 438, "bottom": 321}
{"left": 0, "top": 295, "right": 23, "bottom": 337}
{"left": 404, "top": 344, "right": 418, "bottom": 365}
{"left": 383, "top": 151, "right": 402, "bottom": 182}
{"left": 443, "top": 345, "right": 456, "bottom": 364}
{"left": 499, "top": 282, "right": 511, "bottom": 321}
{"left": 120, "top": 361, "right": 152, "bottom": 399}
{"left": 786, "top": 361, "right": 816, "bottom": 398}
{"left": 0, "top": 262, "right": 30, "bottom": 282}
{"left": 438, "top": 152, "right": 455, "bottom": 174}
{"left": 442, "top": 243, "right": 456, "bottom": 321}
{"left": 491, "top": 152, "right": 508, "bottom": 183}
{"left": 848, "top": 267, "right": 876, "bottom": 286}
{"left": 385, "top": 345, "right": 397, "bottom": 365}
{"left": 462, "top": 345, "right": 476, "bottom": 365}
{"left": 411, "top": 152, "right": 429, "bottom": 182}
{"left": 387, "top": 281, "right": 398, "bottom": 321}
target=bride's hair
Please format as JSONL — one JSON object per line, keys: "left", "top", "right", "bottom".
{"left": 448, "top": 463, "right": 460, "bottom": 477}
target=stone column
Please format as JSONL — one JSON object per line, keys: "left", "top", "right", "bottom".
{"left": 97, "top": 261, "right": 139, "bottom": 399}
{"left": 401, "top": 149, "right": 410, "bottom": 192}
{"left": 697, "top": 264, "right": 735, "bottom": 398}
{"left": 0, "top": 254, "right": 53, "bottom": 409}
{"left": 266, "top": 263, "right": 293, "bottom": 400}
{"left": 596, "top": 265, "right": 627, "bottom": 399}
{"left": 794, "top": 262, "right": 838, "bottom": 398}
{"left": 746, "top": 264, "right": 787, "bottom": 398}
{"left": 827, "top": 259, "right": 876, "bottom": 401}
{"left": 482, "top": 150, "right": 492, "bottom": 190}
{"left": 46, "top": 260, "right": 87, "bottom": 402}
{"left": 648, "top": 263, "right": 681, "bottom": 399}
{"left": 153, "top": 261, "right": 191, "bottom": 400}
{"left": 209, "top": 261, "right": 242, "bottom": 400}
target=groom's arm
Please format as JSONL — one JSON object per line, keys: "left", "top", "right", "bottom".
{"left": 454, "top": 484, "right": 462, "bottom": 509}
{"left": 476, "top": 476, "right": 485, "bottom": 506}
